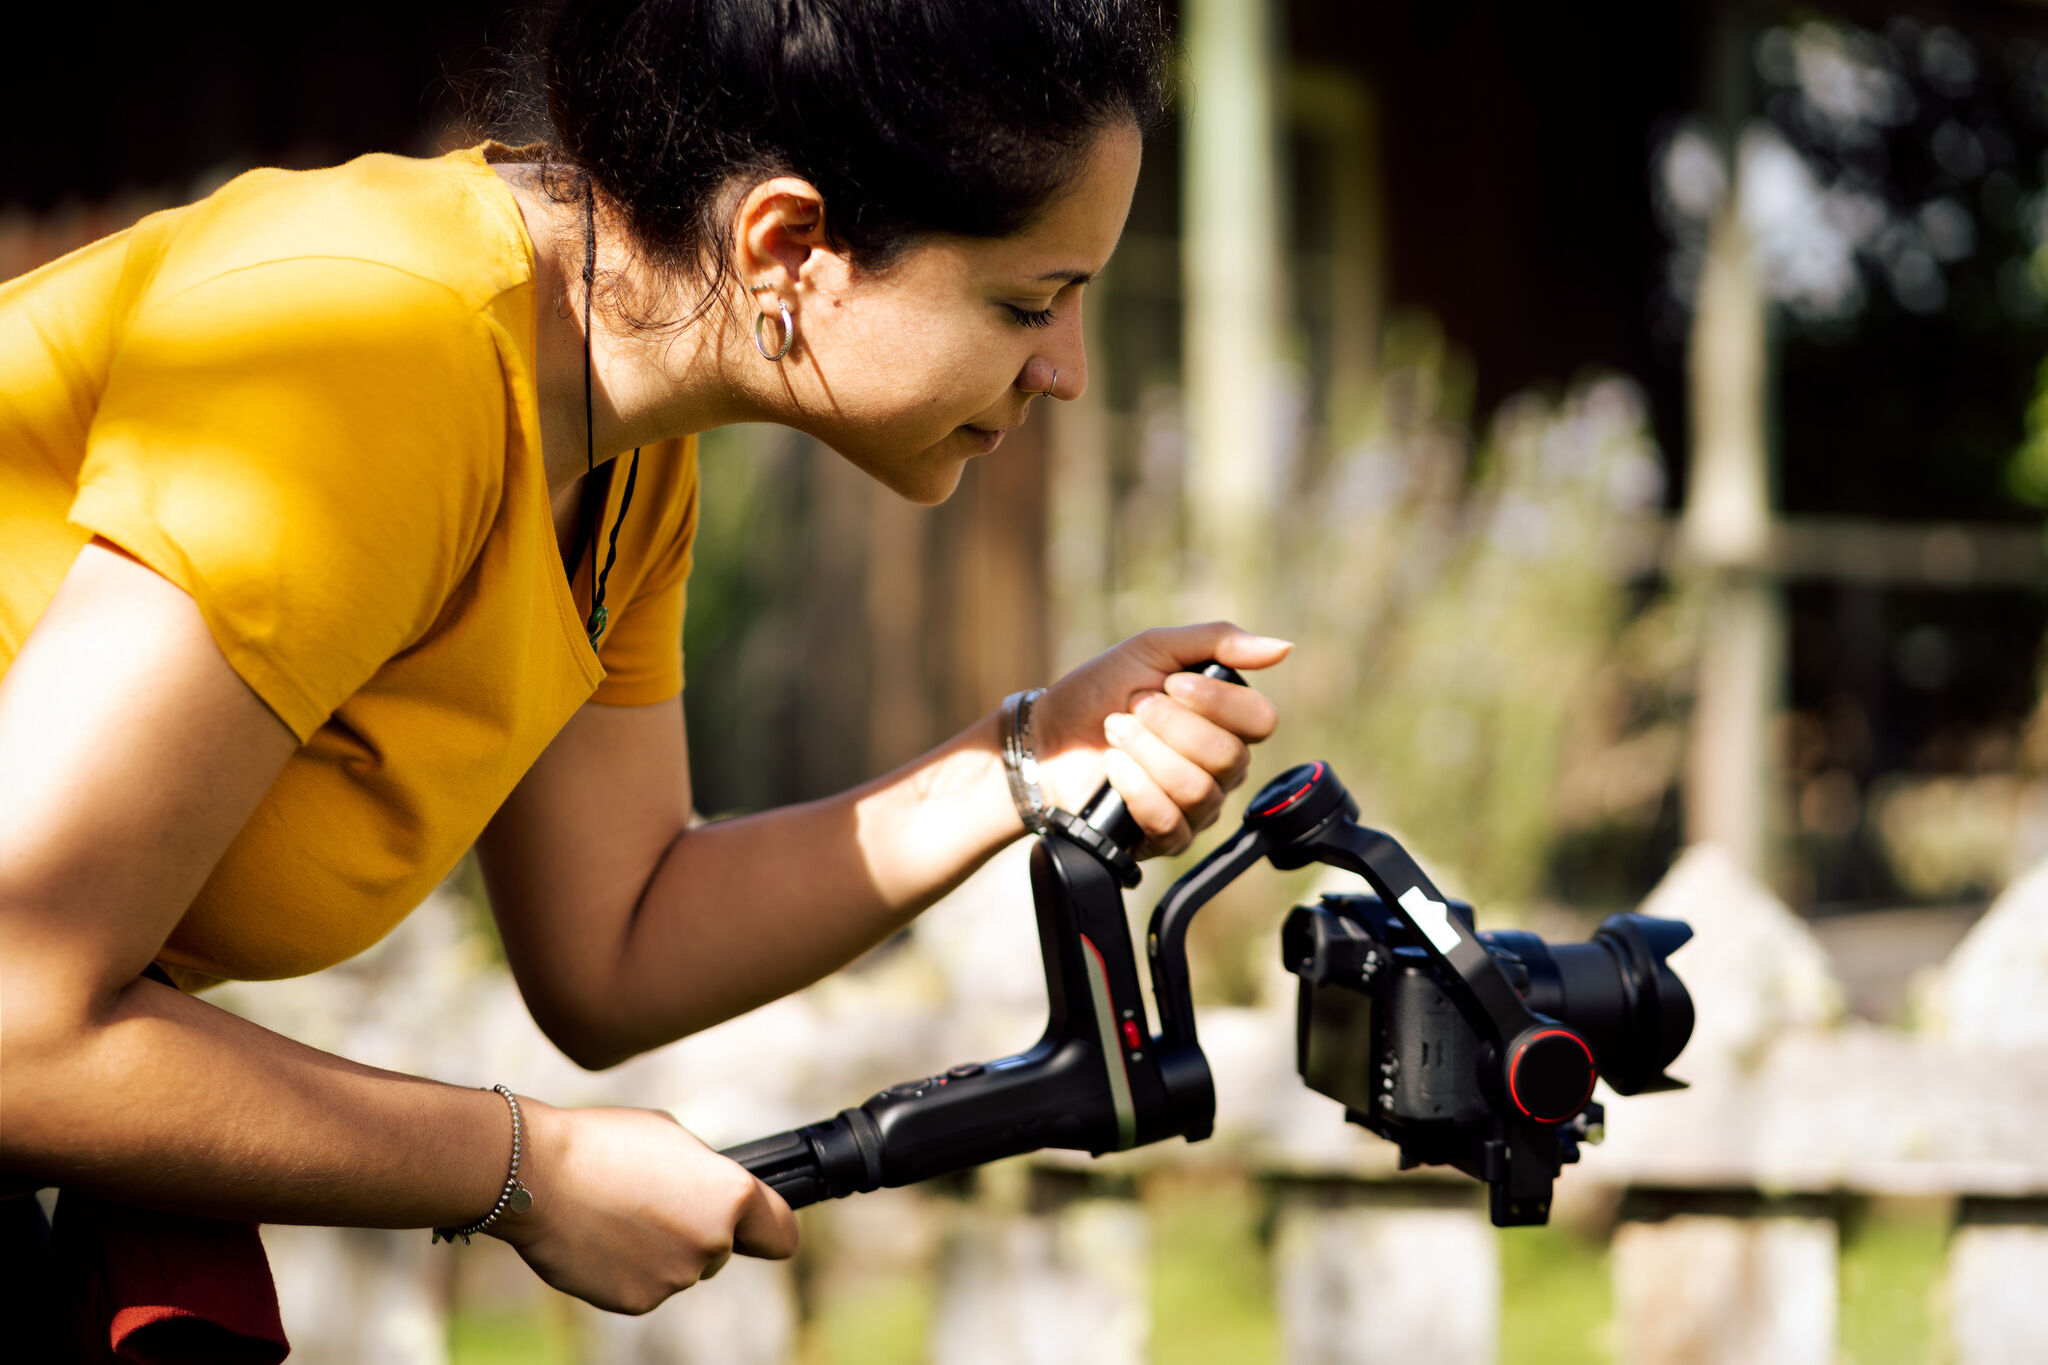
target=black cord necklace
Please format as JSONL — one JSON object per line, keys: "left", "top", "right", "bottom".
{"left": 582, "top": 177, "right": 640, "bottom": 648}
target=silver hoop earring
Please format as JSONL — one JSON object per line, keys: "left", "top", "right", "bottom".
{"left": 752, "top": 289, "right": 795, "bottom": 362}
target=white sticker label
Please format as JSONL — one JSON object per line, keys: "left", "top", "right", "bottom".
{"left": 1399, "top": 886, "right": 1463, "bottom": 955}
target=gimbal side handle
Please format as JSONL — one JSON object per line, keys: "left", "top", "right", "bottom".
{"left": 722, "top": 662, "right": 1249, "bottom": 1209}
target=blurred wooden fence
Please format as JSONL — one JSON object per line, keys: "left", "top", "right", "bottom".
{"left": 220, "top": 833, "right": 2048, "bottom": 1365}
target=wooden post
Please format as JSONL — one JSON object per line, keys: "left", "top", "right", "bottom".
{"left": 867, "top": 482, "right": 932, "bottom": 772}
{"left": 571, "top": 1257, "right": 799, "bottom": 1365}
{"left": 1948, "top": 1199, "right": 2048, "bottom": 1365}
{"left": 802, "top": 438, "right": 879, "bottom": 795}
{"left": 1182, "top": 0, "right": 1285, "bottom": 619}
{"left": 1933, "top": 864, "right": 2048, "bottom": 1363}
{"left": 1680, "top": 196, "right": 1780, "bottom": 876}
{"left": 1612, "top": 1195, "right": 1837, "bottom": 1365}
{"left": 1044, "top": 281, "right": 1116, "bottom": 670}
{"left": 1271, "top": 1186, "right": 1498, "bottom": 1365}
{"left": 265, "top": 1226, "right": 450, "bottom": 1365}
{"left": 957, "top": 416, "right": 1049, "bottom": 714}
{"left": 929, "top": 1179, "right": 1149, "bottom": 1365}
{"left": 1599, "top": 850, "right": 1843, "bottom": 1364}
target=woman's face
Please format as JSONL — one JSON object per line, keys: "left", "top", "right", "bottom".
{"left": 760, "top": 123, "right": 1143, "bottom": 504}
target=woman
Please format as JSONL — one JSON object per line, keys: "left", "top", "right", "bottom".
{"left": 0, "top": 0, "right": 1287, "bottom": 1323}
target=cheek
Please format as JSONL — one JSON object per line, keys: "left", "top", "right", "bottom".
{"left": 818, "top": 301, "right": 1017, "bottom": 423}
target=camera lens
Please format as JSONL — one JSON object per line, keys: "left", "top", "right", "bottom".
{"left": 1482, "top": 913, "right": 1693, "bottom": 1095}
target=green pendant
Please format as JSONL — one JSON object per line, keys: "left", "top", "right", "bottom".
{"left": 586, "top": 604, "right": 607, "bottom": 646}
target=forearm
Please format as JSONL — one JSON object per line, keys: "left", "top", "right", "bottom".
{"left": 595, "top": 710, "right": 1021, "bottom": 1054}
{"left": 488, "top": 625, "right": 1291, "bottom": 1068}
{"left": 1, "top": 973, "right": 519, "bottom": 1229}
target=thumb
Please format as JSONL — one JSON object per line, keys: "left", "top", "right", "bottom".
{"left": 734, "top": 1178, "right": 800, "bottom": 1260}
{"left": 1161, "top": 621, "right": 1291, "bottom": 674}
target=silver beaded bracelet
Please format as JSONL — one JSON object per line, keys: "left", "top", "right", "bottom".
{"left": 1000, "top": 688, "right": 1050, "bottom": 836}
{"left": 432, "top": 1084, "right": 533, "bottom": 1245}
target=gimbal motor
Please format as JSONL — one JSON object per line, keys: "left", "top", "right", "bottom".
{"left": 725, "top": 667, "right": 1695, "bottom": 1227}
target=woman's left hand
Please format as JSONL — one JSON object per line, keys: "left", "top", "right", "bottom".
{"left": 1029, "top": 622, "right": 1291, "bottom": 858}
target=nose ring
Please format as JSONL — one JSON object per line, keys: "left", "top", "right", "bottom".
{"left": 1042, "top": 367, "right": 1058, "bottom": 398}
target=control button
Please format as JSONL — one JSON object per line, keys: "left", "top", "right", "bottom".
{"left": 883, "top": 1081, "right": 929, "bottom": 1099}
{"left": 947, "top": 1062, "right": 984, "bottom": 1079}
{"left": 1121, "top": 1020, "right": 1143, "bottom": 1050}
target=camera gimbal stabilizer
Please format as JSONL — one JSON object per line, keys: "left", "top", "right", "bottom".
{"left": 722, "top": 666, "right": 1695, "bottom": 1226}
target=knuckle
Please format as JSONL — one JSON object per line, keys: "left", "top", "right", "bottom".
{"left": 1174, "top": 766, "right": 1222, "bottom": 806}
{"left": 715, "top": 1164, "right": 755, "bottom": 1205}
{"left": 1140, "top": 803, "right": 1178, "bottom": 836}
{"left": 622, "top": 1284, "right": 666, "bottom": 1316}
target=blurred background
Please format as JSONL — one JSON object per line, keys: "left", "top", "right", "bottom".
{"left": 14, "top": 1, "right": 2048, "bottom": 1361}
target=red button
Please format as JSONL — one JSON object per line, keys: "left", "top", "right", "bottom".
{"left": 1121, "top": 1020, "right": 1143, "bottom": 1050}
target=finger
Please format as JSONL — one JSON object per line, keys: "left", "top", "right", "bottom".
{"left": 1103, "top": 728, "right": 1198, "bottom": 853}
{"left": 1135, "top": 622, "right": 1293, "bottom": 676}
{"left": 733, "top": 1178, "right": 800, "bottom": 1260}
{"left": 1159, "top": 671, "right": 1280, "bottom": 745}
{"left": 1128, "top": 691, "right": 1251, "bottom": 788}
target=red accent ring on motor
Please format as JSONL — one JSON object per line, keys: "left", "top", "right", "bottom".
{"left": 1255, "top": 761, "right": 1326, "bottom": 816}
{"left": 1507, "top": 1028, "right": 1597, "bottom": 1124}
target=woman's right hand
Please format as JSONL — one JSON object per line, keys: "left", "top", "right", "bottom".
{"left": 493, "top": 1102, "right": 799, "bottom": 1314}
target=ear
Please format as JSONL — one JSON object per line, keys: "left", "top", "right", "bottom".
{"left": 733, "top": 176, "right": 831, "bottom": 297}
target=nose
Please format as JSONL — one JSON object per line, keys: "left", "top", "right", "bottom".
{"left": 1016, "top": 304, "right": 1089, "bottom": 401}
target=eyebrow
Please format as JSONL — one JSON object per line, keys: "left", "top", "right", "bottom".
{"left": 1035, "top": 269, "right": 1095, "bottom": 287}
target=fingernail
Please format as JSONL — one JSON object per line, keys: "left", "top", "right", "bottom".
{"left": 1248, "top": 635, "right": 1294, "bottom": 651}
{"left": 1162, "top": 674, "right": 1197, "bottom": 699}
{"left": 1103, "top": 712, "right": 1136, "bottom": 745}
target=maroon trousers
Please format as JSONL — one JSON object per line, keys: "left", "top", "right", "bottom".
{"left": 3, "top": 1191, "right": 288, "bottom": 1364}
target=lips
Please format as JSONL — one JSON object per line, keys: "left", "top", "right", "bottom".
{"left": 962, "top": 425, "right": 1008, "bottom": 454}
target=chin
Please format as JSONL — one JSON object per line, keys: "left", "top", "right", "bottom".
{"left": 896, "top": 460, "right": 969, "bottom": 506}
{"left": 828, "top": 434, "right": 973, "bottom": 506}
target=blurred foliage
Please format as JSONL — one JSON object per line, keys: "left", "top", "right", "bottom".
{"left": 1272, "top": 316, "right": 1687, "bottom": 914}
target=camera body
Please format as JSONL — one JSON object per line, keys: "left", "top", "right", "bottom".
{"left": 1290, "top": 893, "right": 1501, "bottom": 1133}
{"left": 1283, "top": 891, "right": 1693, "bottom": 1221}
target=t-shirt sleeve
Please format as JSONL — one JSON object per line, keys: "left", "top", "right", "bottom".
{"left": 71, "top": 258, "right": 503, "bottom": 742}
{"left": 590, "top": 439, "right": 698, "bottom": 706}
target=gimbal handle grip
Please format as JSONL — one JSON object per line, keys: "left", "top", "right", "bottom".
{"left": 722, "top": 1128, "right": 831, "bottom": 1209}
{"left": 723, "top": 1108, "right": 883, "bottom": 1210}
{"left": 1075, "top": 661, "right": 1249, "bottom": 850}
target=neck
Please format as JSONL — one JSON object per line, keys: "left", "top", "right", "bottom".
{"left": 493, "top": 166, "right": 764, "bottom": 504}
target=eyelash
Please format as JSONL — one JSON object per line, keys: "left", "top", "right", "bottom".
{"left": 1006, "top": 304, "right": 1057, "bottom": 329}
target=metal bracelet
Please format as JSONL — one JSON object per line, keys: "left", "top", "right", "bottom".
{"left": 999, "top": 688, "right": 1050, "bottom": 836}
{"left": 432, "top": 1084, "right": 533, "bottom": 1245}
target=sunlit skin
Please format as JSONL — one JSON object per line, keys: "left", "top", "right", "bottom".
{"left": 732, "top": 126, "right": 1133, "bottom": 502}
{"left": 0, "top": 122, "right": 1286, "bottom": 1318}
{"left": 503, "top": 123, "right": 1136, "bottom": 511}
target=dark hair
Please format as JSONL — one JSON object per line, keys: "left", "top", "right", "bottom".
{"left": 534, "top": 0, "right": 1171, "bottom": 323}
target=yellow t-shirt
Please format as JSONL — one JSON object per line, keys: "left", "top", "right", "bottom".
{"left": 0, "top": 146, "right": 699, "bottom": 989}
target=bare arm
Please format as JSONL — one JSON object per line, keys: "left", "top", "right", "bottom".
{"left": 478, "top": 624, "right": 1288, "bottom": 1069}
{"left": 0, "top": 543, "right": 794, "bottom": 1312}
